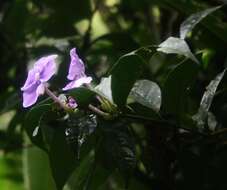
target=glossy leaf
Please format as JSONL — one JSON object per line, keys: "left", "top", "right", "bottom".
{"left": 129, "top": 80, "right": 161, "bottom": 112}
{"left": 95, "top": 76, "right": 113, "bottom": 103}
{"left": 157, "top": 37, "right": 199, "bottom": 63}
{"left": 65, "top": 113, "right": 97, "bottom": 159}
{"left": 180, "top": 6, "right": 222, "bottom": 39}
{"left": 193, "top": 69, "right": 226, "bottom": 130}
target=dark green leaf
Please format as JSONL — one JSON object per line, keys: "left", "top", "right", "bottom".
{"left": 48, "top": 123, "right": 77, "bottom": 190}
{"left": 98, "top": 119, "right": 136, "bottom": 183}
{"left": 162, "top": 59, "right": 199, "bottom": 119}
{"left": 65, "top": 113, "right": 97, "bottom": 159}
{"left": 68, "top": 87, "right": 95, "bottom": 107}
{"left": 24, "top": 104, "right": 52, "bottom": 151}
{"left": 133, "top": 46, "right": 157, "bottom": 63}
{"left": 43, "top": 112, "right": 97, "bottom": 190}
{"left": 65, "top": 151, "right": 94, "bottom": 190}
{"left": 111, "top": 54, "right": 145, "bottom": 107}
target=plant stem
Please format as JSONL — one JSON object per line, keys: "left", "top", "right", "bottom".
{"left": 121, "top": 113, "right": 207, "bottom": 136}
{"left": 44, "top": 86, "right": 70, "bottom": 111}
{"left": 88, "top": 104, "right": 111, "bottom": 119}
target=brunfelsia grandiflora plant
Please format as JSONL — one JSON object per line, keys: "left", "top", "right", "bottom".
{"left": 21, "top": 5, "right": 227, "bottom": 190}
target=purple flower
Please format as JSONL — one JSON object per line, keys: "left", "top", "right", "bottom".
{"left": 21, "top": 55, "right": 58, "bottom": 108}
{"left": 67, "top": 96, "right": 78, "bottom": 109}
{"left": 62, "top": 48, "right": 92, "bottom": 91}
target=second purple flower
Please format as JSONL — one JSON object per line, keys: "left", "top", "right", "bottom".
{"left": 63, "top": 48, "right": 92, "bottom": 91}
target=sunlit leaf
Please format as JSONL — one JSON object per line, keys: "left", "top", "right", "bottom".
{"left": 95, "top": 76, "right": 113, "bottom": 103}
{"left": 129, "top": 80, "right": 161, "bottom": 112}
{"left": 207, "top": 112, "right": 217, "bottom": 131}
{"left": 157, "top": 37, "right": 199, "bottom": 63}
{"left": 193, "top": 69, "right": 226, "bottom": 130}
{"left": 180, "top": 6, "right": 222, "bottom": 39}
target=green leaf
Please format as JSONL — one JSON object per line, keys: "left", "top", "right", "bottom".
{"left": 24, "top": 104, "right": 52, "bottom": 151}
{"left": 84, "top": 164, "right": 111, "bottom": 190}
{"left": 45, "top": 112, "right": 97, "bottom": 190}
{"left": 63, "top": 127, "right": 98, "bottom": 190}
{"left": 111, "top": 54, "right": 145, "bottom": 107}
{"left": 129, "top": 79, "right": 161, "bottom": 112}
{"left": 133, "top": 46, "right": 157, "bottom": 63}
{"left": 157, "top": 37, "right": 199, "bottom": 63}
{"left": 180, "top": 6, "right": 222, "bottom": 39}
{"left": 156, "top": 0, "right": 227, "bottom": 43}
{"left": 162, "top": 59, "right": 199, "bottom": 119}
{"left": 193, "top": 69, "right": 226, "bottom": 130}
{"left": 64, "top": 151, "right": 94, "bottom": 190}
{"left": 98, "top": 119, "right": 136, "bottom": 183}
{"left": 48, "top": 123, "right": 77, "bottom": 190}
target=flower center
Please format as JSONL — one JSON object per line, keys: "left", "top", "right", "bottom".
{"left": 34, "top": 72, "right": 40, "bottom": 81}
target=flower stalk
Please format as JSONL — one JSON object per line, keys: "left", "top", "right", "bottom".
{"left": 44, "top": 86, "right": 70, "bottom": 111}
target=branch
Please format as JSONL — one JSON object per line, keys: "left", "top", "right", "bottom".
{"left": 121, "top": 113, "right": 207, "bottom": 136}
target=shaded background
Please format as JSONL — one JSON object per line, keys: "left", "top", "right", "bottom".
{"left": 0, "top": 0, "right": 227, "bottom": 189}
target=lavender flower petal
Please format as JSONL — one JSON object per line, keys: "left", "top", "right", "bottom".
{"left": 21, "top": 69, "right": 36, "bottom": 91}
{"left": 22, "top": 85, "right": 39, "bottom": 108}
{"left": 62, "top": 76, "right": 92, "bottom": 91}
{"left": 40, "top": 55, "right": 57, "bottom": 82}
{"left": 36, "top": 83, "right": 45, "bottom": 95}
{"left": 67, "top": 48, "right": 85, "bottom": 80}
